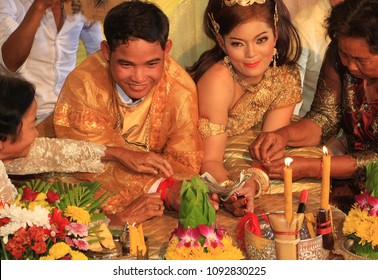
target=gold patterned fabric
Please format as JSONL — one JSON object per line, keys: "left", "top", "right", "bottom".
{"left": 225, "top": 64, "right": 302, "bottom": 136}
{"left": 304, "top": 42, "right": 378, "bottom": 172}
{"left": 54, "top": 51, "right": 204, "bottom": 214}
{"left": 200, "top": 63, "right": 301, "bottom": 193}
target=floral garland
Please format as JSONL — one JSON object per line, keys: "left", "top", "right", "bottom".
{"left": 0, "top": 180, "right": 113, "bottom": 260}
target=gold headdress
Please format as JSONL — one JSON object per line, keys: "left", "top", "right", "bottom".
{"left": 223, "top": 0, "right": 266, "bottom": 6}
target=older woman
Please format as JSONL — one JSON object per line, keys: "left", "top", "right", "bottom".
{"left": 251, "top": 0, "right": 378, "bottom": 186}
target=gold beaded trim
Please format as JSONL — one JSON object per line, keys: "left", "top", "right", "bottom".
{"left": 198, "top": 118, "right": 227, "bottom": 138}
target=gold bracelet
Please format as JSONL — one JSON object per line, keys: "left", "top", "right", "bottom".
{"left": 243, "top": 167, "right": 270, "bottom": 197}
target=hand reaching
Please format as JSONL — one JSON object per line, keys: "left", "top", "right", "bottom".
{"left": 218, "top": 178, "right": 259, "bottom": 216}
{"left": 105, "top": 147, "right": 174, "bottom": 178}
{"left": 250, "top": 131, "right": 288, "bottom": 162}
{"left": 109, "top": 193, "right": 164, "bottom": 226}
{"left": 261, "top": 156, "right": 318, "bottom": 181}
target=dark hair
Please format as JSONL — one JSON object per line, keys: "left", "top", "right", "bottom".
{"left": 0, "top": 75, "right": 35, "bottom": 143}
{"left": 326, "top": 0, "right": 378, "bottom": 54}
{"left": 187, "top": 0, "right": 302, "bottom": 82}
{"left": 103, "top": 0, "right": 170, "bottom": 52}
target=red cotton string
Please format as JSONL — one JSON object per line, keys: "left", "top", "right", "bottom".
{"left": 157, "top": 177, "right": 175, "bottom": 208}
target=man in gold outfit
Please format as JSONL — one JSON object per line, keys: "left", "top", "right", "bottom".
{"left": 54, "top": 1, "right": 204, "bottom": 224}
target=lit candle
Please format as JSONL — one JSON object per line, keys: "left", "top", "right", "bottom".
{"left": 320, "top": 146, "right": 331, "bottom": 210}
{"left": 284, "top": 157, "right": 293, "bottom": 224}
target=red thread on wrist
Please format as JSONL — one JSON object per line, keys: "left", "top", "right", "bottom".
{"left": 253, "top": 165, "right": 268, "bottom": 174}
{"left": 157, "top": 177, "right": 175, "bottom": 209}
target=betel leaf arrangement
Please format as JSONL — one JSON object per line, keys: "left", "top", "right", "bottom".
{"left": 342, "top": 160, "right": 378, "bottom": 259}
{"left": 164, "top": 176, "right": 244, "bottom": 260}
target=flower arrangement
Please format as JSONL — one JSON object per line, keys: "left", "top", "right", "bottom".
{"left": 164, "top": 176, "right": 244, "bottom": 260}
{"left": 0, "top": 180, "right": 113, "bottom": 260}
{"left": 342, "top": 161, "right": 378, "bottom": 259}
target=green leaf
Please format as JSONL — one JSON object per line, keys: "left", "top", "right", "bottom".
{"left": 365, "top": 160, "right": 378, "bottom": 197}
{"left": 178, "top": 175, "right": 216, "bottom": 229}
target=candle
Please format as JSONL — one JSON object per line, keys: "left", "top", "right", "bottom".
{"left": 284, "top": 157, "right": 293, "bottom": 224}
{"left": 320, "top": 146, "right": 331, "bottom": 210}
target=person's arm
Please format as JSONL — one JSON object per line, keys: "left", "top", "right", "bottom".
{"left": 1, "top": 0, "right": 59, "bottom": 72}
{"left": 4, "top": 137, "right": 105, "bottom": 175}
{"left": 262, "top": 154, "right": 358, "bottom": 180}
{"left": 251, "top": 44, "right": 342, "bottom": 162}
{"left": 80, "top": 21, "right": 103, "bottom": 56}
{"left": 197, "top": 63, "right": 233, "bottom": 183}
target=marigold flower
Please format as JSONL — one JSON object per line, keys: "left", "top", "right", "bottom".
{"left": 48, "top": 242, "right": 72, "bottom": 259}
{"left": 64, "top": 206, "right": 91, "bottom": 225}
{"left": 69, "top": 250, "right": 88, "bottom": 260}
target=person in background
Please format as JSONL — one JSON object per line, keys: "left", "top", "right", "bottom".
{"left": 0, "top": 0, "right": 103, "bottom": 137}
{"left": 293, "top": 0, "right": 344, "bottom": 117}
{"left": 54, "top": 1, "right": 207, "bottom": 223}
{"left": 188, "top": 0, "right": 302, "bottom": 215}
{"left": 250, "top": 0, "right": 378, "bottom": 190}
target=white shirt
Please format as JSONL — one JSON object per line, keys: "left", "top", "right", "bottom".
{"left": 0, "top": 0, "right": 103, "bottom": 122}
{"left": 293, "top": 0, "right": 332, "bottom": 117}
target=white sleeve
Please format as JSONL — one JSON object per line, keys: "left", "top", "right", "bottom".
{"left": 0, "top": 161, "right": 17, "bottom": 203}
{"left": 4, "top": 138, "right": 105, "bottom": 175}
{"left": 80, "top": 21, "right": 103, "bottom": 55}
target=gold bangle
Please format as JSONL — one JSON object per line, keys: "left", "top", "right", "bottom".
{"left": 243, "top": 167, "right": 270, "bottom": 197}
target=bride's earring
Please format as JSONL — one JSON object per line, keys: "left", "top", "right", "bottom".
{"left": 273, "top": 48, "right": 278, "bottom": 68}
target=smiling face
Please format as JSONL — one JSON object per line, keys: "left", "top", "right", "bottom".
{"left": 338, "top": 36, "right": 378, "bottom": 80}
{"left": 101, "top": 38, "right": 172, "bottom": 100}
{"left": 0, "top": 100, "right": 38, "bottom": 160}
{"left": 222, "top": 19, "right": 277, "bottom": 85}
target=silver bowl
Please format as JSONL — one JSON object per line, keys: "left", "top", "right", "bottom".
{"left": 245, "top": 211, "right": 329, "bottom": 260}
{"left": 333, "top": 238, "right": 373, "bottom": 260}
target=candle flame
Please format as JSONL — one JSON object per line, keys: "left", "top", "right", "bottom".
{"left": 323, "top": 146, "right": 328, "bottom": 155}
{"left": 284, "top": 157, "right": 293, "bottom": 167}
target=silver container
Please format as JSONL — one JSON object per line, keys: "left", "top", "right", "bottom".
{"left": 245, "top": 211, "right": 330, "bottom": 260}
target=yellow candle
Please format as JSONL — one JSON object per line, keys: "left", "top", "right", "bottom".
{"left": 284, "top": 157, "right": 293, "bottom": 224}
{"left": 320, "top": 146, "right": 331, "bottom": 210}
{"left": 129, "top": 223, "right": 138, "bottom": 255}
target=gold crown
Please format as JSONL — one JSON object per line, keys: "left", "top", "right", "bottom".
{"left": 224, "top": 0, "right": 266, "bottom": 6}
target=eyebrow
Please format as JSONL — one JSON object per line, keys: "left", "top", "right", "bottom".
{"left": 229, "top": 31, "right": 269, "bottom": 41}
{"left": 117, "top": 58, "right": 162, "bottom": 64}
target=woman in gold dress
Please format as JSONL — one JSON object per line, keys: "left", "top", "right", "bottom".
{"left": 251, "top": 0, "right": 378, "bottom": 187}
{"left": 188, "top": 0, "right": 302, "bottom": 216}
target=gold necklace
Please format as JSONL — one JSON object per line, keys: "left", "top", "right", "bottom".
{"left": 223, "top": 56, "right": 258, "bottom": 93}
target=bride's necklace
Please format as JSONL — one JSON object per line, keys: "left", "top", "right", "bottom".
{"left": 223, "top": 56, "right": 258, "bottom": 93}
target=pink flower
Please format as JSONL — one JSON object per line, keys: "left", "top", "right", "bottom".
{"left": 367, "top": 196, "right": 378, "bottom": 216}
{"left": 65, "top": 223, "right": 88, "bottom": 237}
{"left": 73, "top": 238, "right": 90, "bottom": 251}
{"left": 356, "top": 192, "right": 370, "bottom": 210}
{"left": 198, "top": 224, "right": 224, "bottom": 249}
{"left": 176, "top": 225, "right": 201, "bottom": 249}
{"left": 65, "top": 236, "right": 75, "bottom": 247}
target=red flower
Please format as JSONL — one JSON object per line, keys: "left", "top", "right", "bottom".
{"left": 46, "top": 190, "right": 60, "bottom": 204}
{"left": 31, "top": 240, "right": 47, "bottom": 255}
{"left": 50, "top": 208, "right": 70, "bottom": 240}
{"left": 0, "top": 217, "right": 10, "bottom": 227}
{"left": 21, "top": 187, "right": 39, "bottom": 202}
